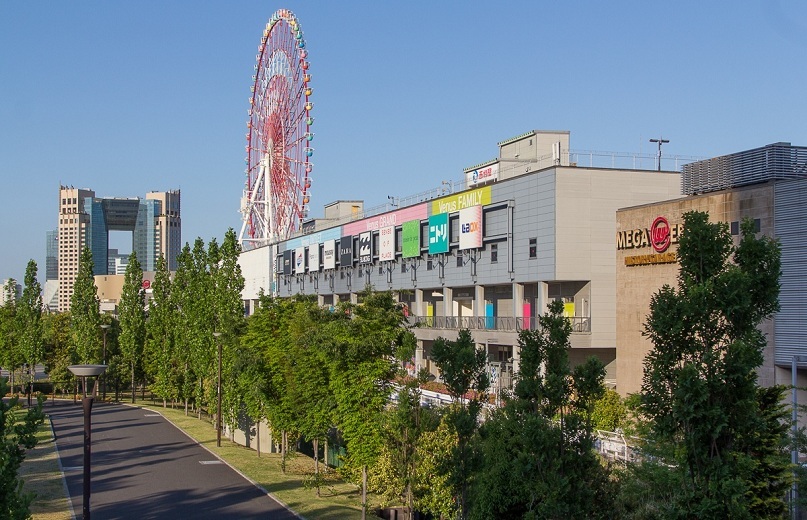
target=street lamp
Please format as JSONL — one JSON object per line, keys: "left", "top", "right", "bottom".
{"left": 68, "top": 364, "right": 107, "bottom": 520}
{"left": 213, "top": 332, "right": 223, "bottom": 447}
{"left": 100, "top": 325, "right": 110, "bottom": 401}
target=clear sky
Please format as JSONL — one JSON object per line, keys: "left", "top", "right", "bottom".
{"left": 1, "top": 1, "right": 805, "bottom": 285}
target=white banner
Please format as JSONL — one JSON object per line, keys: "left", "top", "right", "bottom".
{"left": 323, "top": 239, "right": 336, "bottom": 270}
{"left": 379, "top": 225, "right": 395, "bottom": 261}
{"left": 459, "top": 205, "right": 483, "bottom": 250}
{"left": 308, "top": 243, "right": 320, "bottom": 272}
{"left": 294, "top": 247, "right": 305, "bottom": 274}
{"left": 465, "top": 162, "right": 499, "bottom": 186}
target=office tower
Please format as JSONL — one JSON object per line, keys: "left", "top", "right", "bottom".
{"left": 56, "top": 186, "right": 181, "bottom": 312}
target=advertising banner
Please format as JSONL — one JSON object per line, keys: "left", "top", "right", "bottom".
{"left": 342, "top": 203, "right": 428, "bottom": 236}
{"left": 402, "top": 220, "right": 421, "bottom": 258}
{"left": 428, "top": 213, "right": 449, "bottom": 254}
{"left": 282, "top": 249, "right": 292, "bottom": 276}
{"left": 432, "top": 185, "right": 491, "bottom": 215}
{"left": 459, "top": 205, "right": 483, "bottom": 250}
{"left": 359, "top": 231, "right": 372, "bottom": 264}
{"left": 294, "top": 247, "right": 305, "bottom": 274}
{"left": 339, "top": 235, "right": 353, "bottom": 267}
{"left": 465, "top": 162, "right": 499, "bottom": 187}
{"left": 323, "top": 239, "right": 336, "bottom": 270}
{"left": 379, "top": 225, "right": 395, "bottom": 261}
{"left": 308, "top": 243, "right": 320, "bottom": 272}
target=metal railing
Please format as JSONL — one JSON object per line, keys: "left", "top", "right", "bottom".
{"left": 409, "top": 315, "right": 590, "bottom": 333}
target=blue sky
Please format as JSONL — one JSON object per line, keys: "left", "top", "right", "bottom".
{"left": 1, "top": 1, "right": 805, "bottom": 285}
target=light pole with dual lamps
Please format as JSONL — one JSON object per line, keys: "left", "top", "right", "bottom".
{"left": 68, "top": 364, "right": 107, "bottom": 520}
{"left": 213, "top": 332, "right": 223, "bottom": 447}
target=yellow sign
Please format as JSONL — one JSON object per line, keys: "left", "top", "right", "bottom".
{"left": 432, "top": 186, "right": 491, "bottom": 215}
{"left": 625, "top": 252, "right": 677, "bottom": 266}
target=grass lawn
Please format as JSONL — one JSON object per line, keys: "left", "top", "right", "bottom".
{"left": 19, "top": 398, "right": 379, "bottom": 520}
{"left": 19, "top": 415, "right": 73, "bottom": 520}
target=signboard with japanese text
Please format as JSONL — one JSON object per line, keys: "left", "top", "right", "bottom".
{"left": 323, "top": 239, "right": 336, "bottom": 270}
{"left": 307, "top": 243, "right": 320, "bottom": 272}
{"left": 428, "top": 213, "right": 449, "bottom": 254}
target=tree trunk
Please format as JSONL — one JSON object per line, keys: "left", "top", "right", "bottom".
{"left": 257, "top": 424, "right": 261, "bottom": 458}
{"left": 361, "top": 465, "right": 367, "bottom": 520}
{"left": 185, "top": 398, "right": 189, "bottom": 416}
{"left": 131, "top": 363, "right": 136, "bottom": 403}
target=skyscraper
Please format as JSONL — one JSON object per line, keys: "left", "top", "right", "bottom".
{"left": 56, "top": 185, "right": 181, "bottom": 311}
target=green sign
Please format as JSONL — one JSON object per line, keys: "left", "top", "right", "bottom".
{"left": 428, "top": 213, "right": 449, "bottom": 254}
{"left": 402, "top": 220, "right": 421, "bottom": 258}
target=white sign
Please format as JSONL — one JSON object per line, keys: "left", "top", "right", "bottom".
{"left": 466, "top": 162, "right": 499, "bottom": 186}
{"left": 294, "top": 247, "right": 305, "bottom": 274}
{"left": 379, "top": 225, "right": 395, "bottom": 261}
{"left": 308, "top": 242, "right": 320, "bottom": 272}
{"left": 323, "top": 239, "right": 336, "bottom": 270}
{"left": 459, "top": 205, "right": 483, "bottom": 250}
{"left": 359, "top": 231, "right": 372, "bottom": 264}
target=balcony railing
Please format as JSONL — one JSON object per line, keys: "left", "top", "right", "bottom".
{"left": 409, "top": 315, "right": 590, "bottom": 333}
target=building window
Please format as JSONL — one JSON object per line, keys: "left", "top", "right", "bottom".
{"left": 491, "top": 244, "right": 498, "bottom": 263}
{"left": 529, "top": 238, "right": 537, "bottom": 258}
{"left": 730, "top": 221, "right": 739, "bottom": 235}
{"left": 427, "top": 259, "right": 433, "bottom": 271}
{"left": 456, "top": 255, "right": 463, "bottom": 267}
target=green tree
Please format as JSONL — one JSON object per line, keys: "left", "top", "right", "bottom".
{"left": 16, "top": 260, "right": 43, "bottom": 406}
{"left": 145, "top": 255, "right": 177, "bottom": 407}
{"left": 328, "top": 288, "right": 407, "bottom": 520}
{"left": 70, "top": 247, "right": 101, "bottom": 368}
{"left": 430, "top": 329, "right": 489, "bottom": 520}
{"left": 0, "top": 280, "right": 21, "bottom": 394}
{"left": 119, "top": 252, "right": 146, "bottom": 403}
{"left": 591, "top": 387, "right": 628, "bottom": 433}
{"left": 470, "top": 300, "right": 613, "bottom": 519}
{"left": 0, "top": 378, "right": 44, "bottom": 519}
{"left": 171, "top": 243, "right": 196, "bottom": 413}
{"left": 42, "top": 312, "right": 73, "bottom": 395}
{"left": 637, "top": 212, "right": 789, "bottom": 518}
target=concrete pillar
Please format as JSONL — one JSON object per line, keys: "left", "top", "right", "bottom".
{"left": 475, "top": 284, "right": 485, "bottom": 318}
{"left": 415, "top": 288, "right": 424, "bottom": 317}
{"left": 443, "top": 287, "right": 454, "bottom": 320}
{"left": 512, "top": 282, "right": 524, "bottom": 326}
{"left": 415, "top": 340, "right": 425, "bottom": 372}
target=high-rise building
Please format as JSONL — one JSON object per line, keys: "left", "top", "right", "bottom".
{"left": 56, "top": 186, "right": 181, "bottom": 312}
{"left": 45, "top": 230, "right": 58, "bottom": 281}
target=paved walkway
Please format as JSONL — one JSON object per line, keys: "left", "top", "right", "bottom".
{"left": 48, "top": 399, "right": 299, "bottom": 519}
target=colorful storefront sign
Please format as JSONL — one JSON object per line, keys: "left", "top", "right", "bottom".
{"left": 459, "top": 205, "right": 483, "bottom": 250}
{"left": 428, "top": 213, "right": 449, "bottom": 254}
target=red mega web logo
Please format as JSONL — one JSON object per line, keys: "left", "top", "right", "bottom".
{"left": 650, "top": 216, "right": 671, "bottom": 253}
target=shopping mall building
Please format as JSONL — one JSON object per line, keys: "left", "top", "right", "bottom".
{"left": 239, "top": 133, "right": 807, "bottom": 396}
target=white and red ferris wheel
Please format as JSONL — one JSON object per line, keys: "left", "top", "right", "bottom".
{"left": 240, "top": 8, "right": 313, "bottom": 250}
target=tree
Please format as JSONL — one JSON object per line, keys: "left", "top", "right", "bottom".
{"left": 16, "top": 260, "right": 43, "bottom": 406}
{"left": 0, "top": 378, "right": 44, "bottom": 519}
{"left": 70, "top": 247, "right": 101, "bottom": 367}
{"left": 42, "top": 312, "right": 73, "bottom": 396}
{"left": 430, "top": 329, "right": 489, "bottom": 520}
{"left": 0, "top": 280, "right": 21, "bottom": 394}
{"left": 119, "top": 252, "right": 146, "bottom": 403}
{"left": 470, "top": 300, "right": 613, "bottom": 519}
{"left": 145, "top": 255, "right": 177, "bottom": 407}
{"left": 328, "top": 288, "right": 408, "bottom": 520}
{"left": 638, "top": 212, "right": 789, "bottom": 518}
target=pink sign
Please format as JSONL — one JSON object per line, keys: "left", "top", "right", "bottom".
{"left": 342, "top": 203, "right": 428, "bottom": 236}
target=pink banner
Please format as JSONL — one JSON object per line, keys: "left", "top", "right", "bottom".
{"left": 342, "top": 203, "right": 428, "bottom": 236}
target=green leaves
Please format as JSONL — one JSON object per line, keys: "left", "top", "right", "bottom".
{"left": 636, "top": 210, "right": 788, "bottom": 517}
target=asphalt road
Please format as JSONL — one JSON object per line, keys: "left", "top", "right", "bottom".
{"left": 48, "top": 399, "right": 300, "bottom": 519}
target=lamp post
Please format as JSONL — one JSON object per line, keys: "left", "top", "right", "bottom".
{"left": 100, "top": 325, "right": 110, "bottom": 401}
{"left": 68, "top": 364, "right": 107, "bottom": 520}
{"left": 213, "top": 332, "right": 223, "bottom": 447}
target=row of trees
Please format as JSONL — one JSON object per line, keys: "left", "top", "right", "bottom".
{"left": 0, "top": 211, "right": 797, "bottom": 518}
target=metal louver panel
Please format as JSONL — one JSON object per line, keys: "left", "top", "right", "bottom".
{"left": 774, "top": 178, "right": 807, "bottom": 366}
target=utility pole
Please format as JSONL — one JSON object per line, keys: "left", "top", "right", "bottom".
{"left": 649, "top": 137, "right": 669, "bottom": 171}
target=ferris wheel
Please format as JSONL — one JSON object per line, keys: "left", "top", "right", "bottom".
{"left": 240, "top": 8, "right": 313, "bottom": 250}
